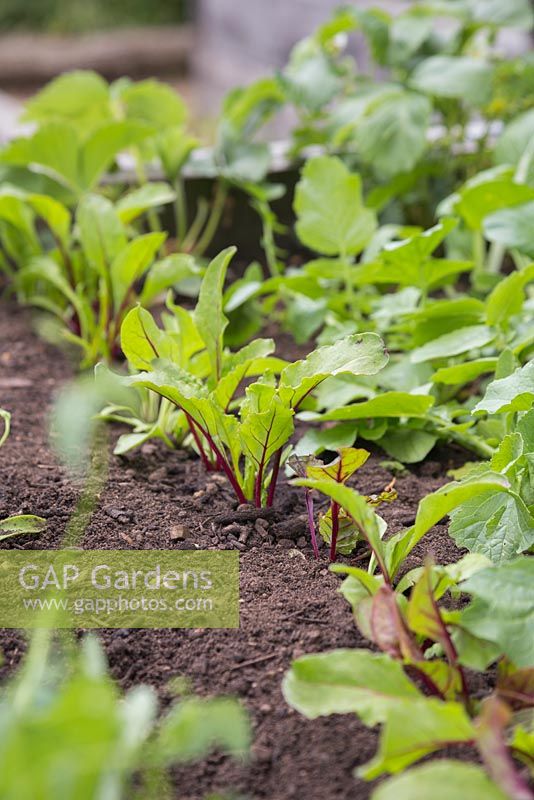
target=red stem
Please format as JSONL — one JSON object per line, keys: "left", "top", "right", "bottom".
{"left": 329, "top": 501, "right": 340, "bottom": 562}
{"left": 306, "top": 489, "right": 319, "bottom": 559}
{"left": 254, "top": 466, "right": 263, "bottom": 508}
{"left": 184, "top": 413, "right": 213, "bottom": 472}
{"left": 266, "top": 447, "right": 283, "bottom": 508}
{"left": 427, "top": 571, "right": 471, "bottom": 710}
{"left": 200, "top": 427, "right": 247, "bottom": 505}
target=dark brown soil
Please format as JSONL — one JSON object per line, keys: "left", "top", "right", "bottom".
{"left": 0, "top": 301, "right": 482, "bottom": 800}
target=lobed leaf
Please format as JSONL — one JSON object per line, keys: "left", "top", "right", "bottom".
{"left": 294, "top": 156, "right": 377, "bottom": 256}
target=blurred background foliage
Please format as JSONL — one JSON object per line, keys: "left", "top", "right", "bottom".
{"left": 0, "top": 0, "right": 191, "bottom": 33}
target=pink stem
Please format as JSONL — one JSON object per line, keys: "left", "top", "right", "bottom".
{"left": 329, "top": 502, "right": 340, "bottom": 562}
{"left": 306, "top": 489, "right": 319, "bottom": 559}
{"left": 266, "top": 448, "right": 283, "bottom": 508}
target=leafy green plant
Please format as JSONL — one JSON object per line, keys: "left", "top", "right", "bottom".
{"left": 111, "top": 248, "right": 388, "bottom": 506}
{"left": 217, "top": 2, "right": 533, "bottom": 213}
{"left": 417, "top": 407, "right": 534, "bottom": 564}
{"left": 0, "top": 71, "right": 242, "bottom": 259}
{"left": 283, "top": 470, "right": 534, "bottom": 797}
{"left": 1, "top": 72, "right": 192, "bottom": 198}
{"left": 0, "top": 629, "right": 249, "bottom": 800}
{"left": 294, "top": 155, "right": 377, "bottom": 311}
{"left": 0, "top": 187, "right": 198, "bottom": 365}
{"left": 0, "top": 409, "right": 45, "bottom": 540}
{"left": 289, "top": 447, "right": 396, "bottom": 560}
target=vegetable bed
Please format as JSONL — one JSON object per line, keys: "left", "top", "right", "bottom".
{"left": 0, "top": 301, "right": 478, "bottom": 800}
{"left": 0, "top": 3, "right": 533, "bottom": 799}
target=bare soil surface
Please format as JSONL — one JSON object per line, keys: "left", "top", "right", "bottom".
{"left": 0, "top": 301, "right": 485, "bottom": 800}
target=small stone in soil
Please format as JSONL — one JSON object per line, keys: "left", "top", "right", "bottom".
{"left": 221, "top": 522, "right": 246, "bottom": 537}
{"left": 175, "top": 542, "right": 198, "bottom": 550}
{"left": 288, "top": 549, "right": 305, "bottom": 559}
{"left": 104, "top": 507, "right": 134, "bottom": 524}
{"left": 169, "top": 524, "right": 190, "bottom": 541}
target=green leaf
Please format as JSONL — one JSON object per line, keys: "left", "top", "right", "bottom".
{"left": 467, "top": 0, "right": 534, "bottom": 27}
{"left": 283, "top": 649, "right": 420, "bottom": 723}
{"left": 156, "top": 127, "right": 197, "bottom": 183}
{"left": 361, "top": 698, "right": 475, "bottom": 779}
{"left": 295, "top": 422, "right": 358, "bottom": 456}
{"left": 1, "top": 122, "right": 80, "bottom": 190}
{"left": 24, "top": 256, "right": 90, "bottom": 332}
{"left": 408, "top": 298, "right": 486, "bottom": 343}
{"left": 331, "top": 564, "right": 382, "bottom": 597}
{"left": 388, "top": 14, "right": 433, "bottom": 64}
{"left": 410, "top": 56, "right": 494, "bottom": 105}
{"left": 77, "top": 194, "right": 126, "bottom": 276}
{"left": 111, "top": 232, "right": 166, "bottom": 310}
{"left": 449, "top": 490, "right": 534, "bottom": 562}
{"left": 281, "top": 333, "right": 388, "bottom": 410}
{"left": 494, "top": 109, "right": 534, "bottom": 170}
{"left": 23, "top": 70, "right": 111, "bottom": 132}
{"left": 474, "top": 361, "right": 534, "bottom": 414}
{"left": 356, "top": 220, "right": 470, "bottom": 291}
{"left": 371, "top": 760, "right": 507, "bottom": 800}
{"left": 153, "top": 697, "right": 250, "bottom": 765}
{"left": 116, "top": 182, "right": 176, "bottom": 224}
{"left": 484, "top": 201, "right": 534, "bottom": 258}
{"left": 487, "top": 267, "right": 533, "bottom": 329}
{"left": 432, "top": 358, "right": 498, "bottom": 385}
{"left": 120, "top": 307, "right": 179, "bottom": 371}
{"left": 0, "top": 189, "right": 38, "bottom": 241}
{"left": 490, "top": 432, "right": 524, "bottom": 472}
{"left": 411, "top": 325, "right": 495, "bottom": 363}
{"left": 220, "top": 140, "right": 271, "bottom": 183}
{"left": 319, "top": 510, "right": 361, "bottom": 555}
{"left": 26, "top": 193, "right": 71, "bottom": 246}
{"left": 283, "top": 291, "right": 327, "bottom": 344}
{"left": 140, "top": 254, "right": 198, "bottom": 306}
{"left": 293, "top": 478, "right": 388, "bottom": 572}
{"left": 193, "top": 247, "right": 236, "bottom": 381}
{"left": 119, "top": 79, "right": 187, "bottom": 129}
{"left": 294, "top": 156, "right": 377, "bottom": 256}
{"left": 313, "top": 392, "right": 434, "bottom": 423}
{"left": 0, "top": 515, "right": 46, "bottom": 539}
{"left": 126, "top": 361, "right": 209, "bottom": 429}
{"left": 379, "top": 429, "right": 437, "bottom": 464}
{"left": 80, "top": 120, "right": 152, "bottom": 191}
{"left": 306, "top": 446, "right": 370, "bottom": 482}
{"left": 352, "top": 90, "right": 431, "bottom": 178}
{"left": 455, "top": 175, "right": 534, "bottom": 231}
{"left": 461, "top": 559, "right": 534, "bottom": 667}
{"left": 414, "top": 475, "right": 511, "bottom": 541}
{"left": 283, "top": 45, "right": 342, "bottom": 113}
{"left": 239, "top": 385, "right": 294, "bottom": 479}
{"left": 407, "top": 564, "right": 451, "bottom": 648}
{"left": 214, "top": 338, "right": 278, "bottom": 409}
{"left": 220, "top": 77, "right": 284, "bottom": 139}
{"left": 517, "top": 408, "right": 534, "bottom": 450}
